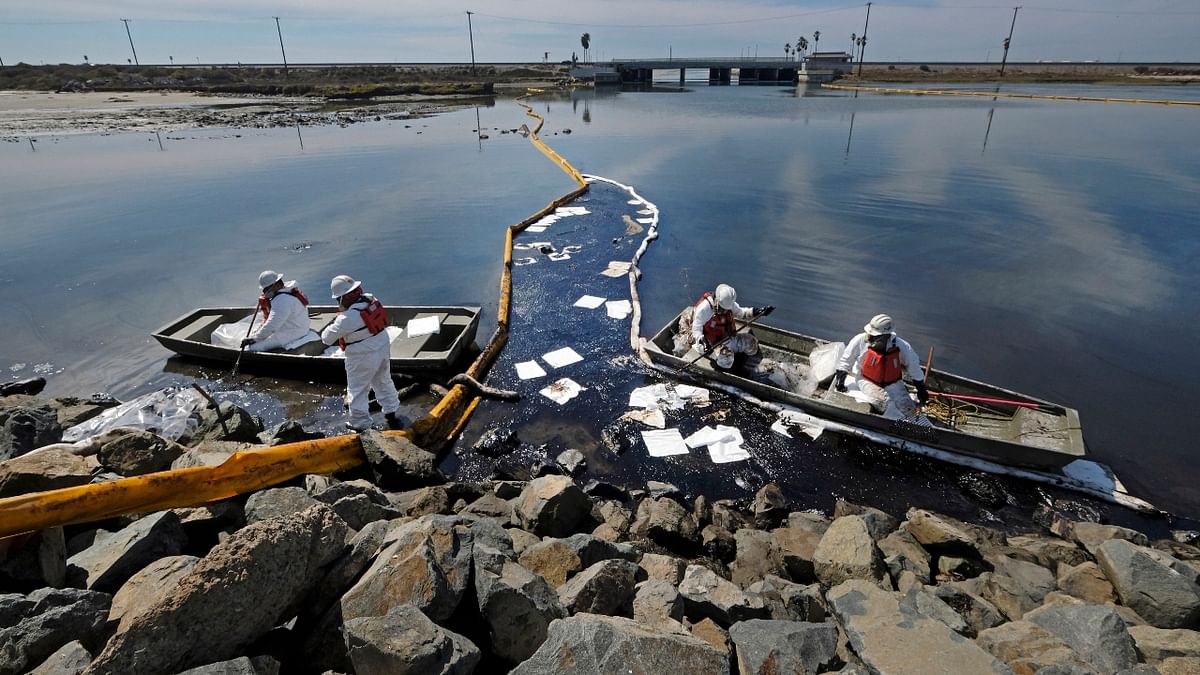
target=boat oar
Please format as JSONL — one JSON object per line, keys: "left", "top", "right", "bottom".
{"left": 672, "top": 307, "right": 768, "bottom": 377}
{"left": 231, "top": 306, "right": 260, "bottom": 377}
{"left": 929, "top": 391, "right": 1052, "bottom": 410}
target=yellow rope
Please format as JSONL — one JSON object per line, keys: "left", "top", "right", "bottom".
{"left": 822, "top": 83, "right": 1200, "bottom": 107}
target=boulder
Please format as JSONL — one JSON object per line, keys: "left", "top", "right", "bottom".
{"left": 0, "top": 527, "right": 66, "bottom": 591}
{"left": 0, "top": 377, "right": 46, "bottom": 397}
{"left": 509, "top": 528, "right": 542, "bottom": 556}
{"left": 689, "top": 617, "right": 731, "bottom": 655}
{"left": 108, "top": 554, "right": 200, "bottom": 632}
{"left": 633, "top": 580, "right": 685, "bottom": 626}
{"left": 509, "top": 614, "right": 728, "bottom": 675}
{"left": 933, "top": 580, "right": 1006, "bottom": 637}
{"left": 0, "top": 448, "right": 94, "bottom": 498}
{"left": 631, "top": 497, "right": 699, "bottom": 554}
{"left": 980, "top": 554, "right": 1057, "bottom": 620}
{"left": 561, "top": 533, "right": 638, "bottom": 567}
{"left": 640, "top": 553, "right": 687, "bottom": 586}
{"left": 0, "top": 401, "right": 62, "bottom": 460}
{"left": 97, "top": 430, "right": 184, "bottom": 475}
{"left": 265, "top": 420, "right": 324, "bottom": 445}
{"left": 711, "top": 500, "right": 753, "bottom": 533}
{"left": 474, "top": 555, "right": 567, "bottom": 664}
{"left": 48, "top": 396, "right": 118, "bottom": 430}
{"left": 358, "top": 430, "right": 443, "bottom": 490}
{"left": 519, "top": 539, "right": 582, "bottom": 587}
{"left": 183, "top": 401, "right": 261, "bottom": 445}
{"left": 311, "top": 478, "right": 391, "bottom": 507}
{"left": 65, "top": 511, "right": 188, "bottom": 593}
{"left": 244, "top": 487, "right": 323, "bottom": 525}
{"left": 834, "top": 500, "right": 899, "bottom": 540}
{"left": 1160, "top": 657, "right": 1200, "bottom": 675}
{"left": 0, "top": 588, "right": 110, "bottom": 675}
{"left": 28, "top": 640, "right": 92, "bottom": 675}
{"left": 677, "top": 564, "right": 768, "bottom": 626}
{"left": 747, "top": 575, "right": 826, "bottom": 623}
{"left": 1056, "top": 561, "right": 1115, "bottom": 604}
{"left": 771, "top": 525, "right": 823, "bottom": 583}
{"left": 813, "top": 515, "right": 887, "bottom": 588}
{"left": 826, "top": 579, "right": 1009, "bottom": 674}
{"left": 728, "top": 619, "right": 839, "bottom": 675}
{"left": 701, "top": 524, "right": 737, "bottom": 563}
{"left": 514, "top": 475, "right": 593, "bottom": 538}
{"left": 878, "top": 528, "right": 933, "bottom": 585}
{"left": 975, "top": 620, "right": 1092, "bottom": 674}
{"left": 1128, "top": 625, "right": 1200, "bottom": 662}
{"left": 1024, "top": 602, "right": 1138, "bottom": 673}
{"left": 340, "top": 515, "right": 475, "bottom": 624}
{"left": 556, "top": 449, "right": 586, "bottom": 475}
{"left": 473, "top": 425, "right": 519, "bottom": 457}
{"left": 593, "top": 499, "right": 633, "bottom": 537}
{"left": 731, "top": 528, "right": 786, "bottom": 588}
{"left": 1071, "top": 522, "right": 1148, "bottom": 556}
{"left": 459, "top": 491, "right": 511, "bottom": 519}
{"left": 174, "top": 656, "right": 279, "bottom": 674}
{"left": 753, "top": 483, "right": 789, "bottom": 529}
{"left": 1096, "top": 538, "right": 1200, "bottom": 628}
{"left": 344, "top": 604, "right": 480, "bottom": 675}
{"left": 84, "top": 504, "right": 348, "bottom": 675}
{"left": 557, "top": 559, "right": 639, "bottom": 615}
{"left": 331, "top": 493, "right": 399, "bottom": 530}
{"left": 1007, "top": 534, "right": 1091, "bottom": 570}
{"left": 170, "top": 441, "right": 255, "bottom": 469}
{"left": 899, "top": 587, "right": 969, "bottom": 635}
{"left": 390, "top": 485, "right": 451, "bottom": 517}
{"left": 904, "top": 508, "right": 1003, "bottom": 557}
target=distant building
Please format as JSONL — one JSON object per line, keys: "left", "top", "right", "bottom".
{"left": 805, "top": 51, "right": 853, "bottom": 74}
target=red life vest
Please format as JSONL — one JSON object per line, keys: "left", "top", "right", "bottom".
{"left": 698, "top": 291, "right": 736, "bottom": 345}
{"left": 256, "top": 287, "right": 310, "bottom": 319}
{"left": 338, "top": 297, "right": 388, "bottom": 350}
{"left": 860, "top": 343, "right": 904, "bottom": 386}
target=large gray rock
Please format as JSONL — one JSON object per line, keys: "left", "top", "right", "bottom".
{"left": 633, "top": 580, "right": 685, "bottom": 626}
{"left": 28, "top": 640, "right": 92, "bottom": 675}
{"left": 97, "top": 430, "right": 184, "bottom": 475}
{"left": 640, "top": 553, "right": 687, "bottom": 586}
{"left": 174, "top": 657, "right": 277, "bottom": 675}
{"left": 677, "top": 564, "right": 768, "bottom": 626}
{"left": 0, "top": 448, "right": 94, "bottom": 497}
{"left": 833, "top": 500, "right": 900, "bottom": 541}
{"left": 933, "top": 580, "right": 1006, "bottom": 637}
{"left": 975, "top": 620, "right": 1092, "bottom": 674}
{"left": 514, "top": 475, "right": 593, "bottom": 538}
{"left": 1056, "top": 560, "right": 1116, "bottom": 604}
{"left": 83, "top": 504, "right": 348, "bottom": 675}
{"left": 108, "top": 554, "right": 200, "bottom": 632}
{"left": 391, "top": 485, "right": 452, "bottom": 517}
{"left": 357, "top": 430, "right": 442, "bottom": 490}
{"left": 747, "top": 575, "right": 826, "bottom": 623}
{"left": 311, "top": 477, "right": 392, "bottom": 508}
{"left": 295, "top": 519, "right": 392, "bottom": 637}
{"left": 340, "top": 515, "right": 474, "bottom": 624}
{"left": 330, "top": 493, "right": 399, "bottom": 530}
{"left": 0, "top": 527, "right": 66, "bottom": 591}
{"left": 558, "top": 559, "right": 639, "bottom": 615}
{"left": 753, "top": 483, "right": 789, "bottom": 529}
{"left": 981, "top": 554, "right": 1058, "bottom": 620}
{"left": 244, "top": 486, "right": 323, "bottom": 524}
{"left": 0, "top": 401, "right": 62, "bottom": 460}
{"left": 813, "top": 515, "right": 887, "bottom": 588}
{"left": 344, "top": 604, "right": 480, "bottom": 675}
{"left": 905, "top": 508, "right": 1002, "bottom": 557}
{"left": 630, "top": 497, "right": 700, "bottom": 553}
{"left": 1025, "top": 602, "right": 1138, "bottom": 673}
{"left": 183, "top": 401, "right": 262, "bottom": 445}
{"left": 1071, "top": 521, "right": 1149, "bottom": 556}
{"left": 730, "top": 528, "right": 786, "bottom": 588}
{"left": 562, "top": 532, "right": 638, "bottom": 567}
{"left": 771, "top": 524, "right": 823, "bottom": 583}
{"left": 509, "top": 614, "right": 728, "bottom": 675}
{"left": 826, "top": 579, "right": 1010, "bottom": 674}
{"left": 728, "top": 619, "right": 839, "bottom": 675}
{"left": 1128, "top": 625, "right": 1200, "bottom": 662}
{"left": 474, "top": 554, "right": 567, "bottom": 664}
{"left": 1007, "top": 534, "right": 1091, "bottom": 570}
{"left": 169, "top": 441, "right": 256, "bottom": 469}
{"left": 1096, "top": 538, "right": 1200, "bottom": 629}
{"left": 878, "top": 528, "right": 932, "bottom": 585}
{"left": 900, "top": 587, "right": 969, "bottom": 635}
{"left": 519, "top": 538, "right": 582, "bottom": 586}
{"left": 66, "top": 511, "right": 188, "bottom": 593}
{"left": 0, "top": 588, "right": 110, "bottom": 675}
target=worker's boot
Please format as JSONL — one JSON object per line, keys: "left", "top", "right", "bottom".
{"left": 385, "top": 412, "right": 404, "bottom": 430}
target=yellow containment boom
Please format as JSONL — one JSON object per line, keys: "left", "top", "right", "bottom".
{"left": 0, "top": 88, "right": 589, "bottom": 540}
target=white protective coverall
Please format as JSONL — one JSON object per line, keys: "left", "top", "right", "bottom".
{"left": 837, "top": 332, "right": 924, "bottom": 418}
{"left": 248, "top": 286, "right": 317, "bottom": 352}
{"left": 691, "top": 295, "right": 759, "bottom": 369}
{"left": 320, "top": 297, "right": 400, "bottom": 430}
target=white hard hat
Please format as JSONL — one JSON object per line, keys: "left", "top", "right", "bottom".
{"left": 330, "top": 274, "right": 362, "bottom": 299}
{"left": 258, "top": 270, "right": 283, "bottom": 290}
{"left": 864, "top": 314, "right": 894, "bottom": 336}
{"left": 715, "top": 284, "right": 737, "bottom": 310}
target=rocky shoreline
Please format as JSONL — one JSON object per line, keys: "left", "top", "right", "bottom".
{"left": 3, "top": 383, "right": 1200, "bottom": 675}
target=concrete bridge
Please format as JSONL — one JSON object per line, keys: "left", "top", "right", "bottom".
{"left": 592, "top": 58, "right": 834, "bottom": 84}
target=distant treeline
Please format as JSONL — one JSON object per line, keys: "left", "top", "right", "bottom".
{"left": 0, "top": 63, "right": 567, "bottom": 96}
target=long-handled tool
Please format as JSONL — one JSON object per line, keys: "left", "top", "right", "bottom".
{"left": 928, "top": 391, "right": 1052, "bottom": 410}
{"left": 672, "top": 307, "right": 769, "bottom": 377}
{"left": 231, "top": 307, "right": 261, "bottom": 377}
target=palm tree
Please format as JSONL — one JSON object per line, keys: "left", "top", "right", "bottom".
{"left": 798, "top": 37, "right": 809, "bottom": 58}
{"left": 581, "top": 33, "right": 591, "bottom": 62}
{"left": 851, "top": 33, "right": 857, "bottom": 60}
{"left": 785, "top": 43, "right": 791, "bottom": 60}
{"left": 813, "top": 31, "right": 821, "bottom": 55}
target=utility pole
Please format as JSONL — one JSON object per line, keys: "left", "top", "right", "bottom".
{"left": 121, "top": 19, "right": 139, "bottom": 66}
{"left": 465, "top": 11, "right": 477, "bottom": 73}
{"left": 273, "top": 17, "right": 289, "bottom": 79}
{"left": 999, "top": 6, "right": 1020, "bottom": 76}
{"left": 857, "top": 2, "right": 872, "bottom": 76}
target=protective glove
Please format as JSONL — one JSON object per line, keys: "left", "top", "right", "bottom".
{"left": 760, "top": 305, "right": 775, "bottom": 316}
{"left": 240, "top": 338, "right": 256, "bottom": 348}
{"left": 915, "top": 380, "right": 930, "bottom": 405}
{"left": 697, "top": 338, "right": 712, "bottom": 353}
{"left": 832, "top": 370, "right": 847, "bottom": 392}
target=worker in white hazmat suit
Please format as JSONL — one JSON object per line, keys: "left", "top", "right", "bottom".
{"left": 320, "top": 275, "right": 402, "bottom": 431}
{"left": 690, "top": 284, "right": 774, "bottom": 370}
{"left": 242, "top": 270, "right": 317, "bottom": 352}
{"left": 833, "top": 313, "right": 929, "bottom": 418}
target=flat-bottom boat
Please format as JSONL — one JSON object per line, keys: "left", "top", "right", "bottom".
{"left": 152, "top": 305, "right": 480, "bottom": 379}
{"left": 644, "top": 312, "right": 1085, "bottom": 471}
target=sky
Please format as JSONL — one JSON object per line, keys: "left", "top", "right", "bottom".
{"left": 1, "top": 1, "right": 1197, "bottom": 66}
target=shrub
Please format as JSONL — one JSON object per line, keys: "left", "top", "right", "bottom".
{"left": 918, "top": 64, "right": 931, "bottom": 72}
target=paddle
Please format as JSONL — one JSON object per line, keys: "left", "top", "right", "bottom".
{"left": 673, "top": 307, "right": 769, "bottom": 377}
{"left": 231, "top": 306, "right": 261, "bottom": 377}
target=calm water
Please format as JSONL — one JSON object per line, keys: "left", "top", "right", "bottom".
{"left": 2, "top": 81, "right": 1198, "bottom": 518}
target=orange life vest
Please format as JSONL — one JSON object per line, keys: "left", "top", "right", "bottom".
{"left": 338, "top": 296, "right": 388, "bottom": 350}
{"left": 698, "top": 292, "right": 737, "bottom": 345}
{"left": 861, "top": 344, "right": 904, "bottom": 386}
{"left": 256, "top": 287, "right": 310, "bottom": 319}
